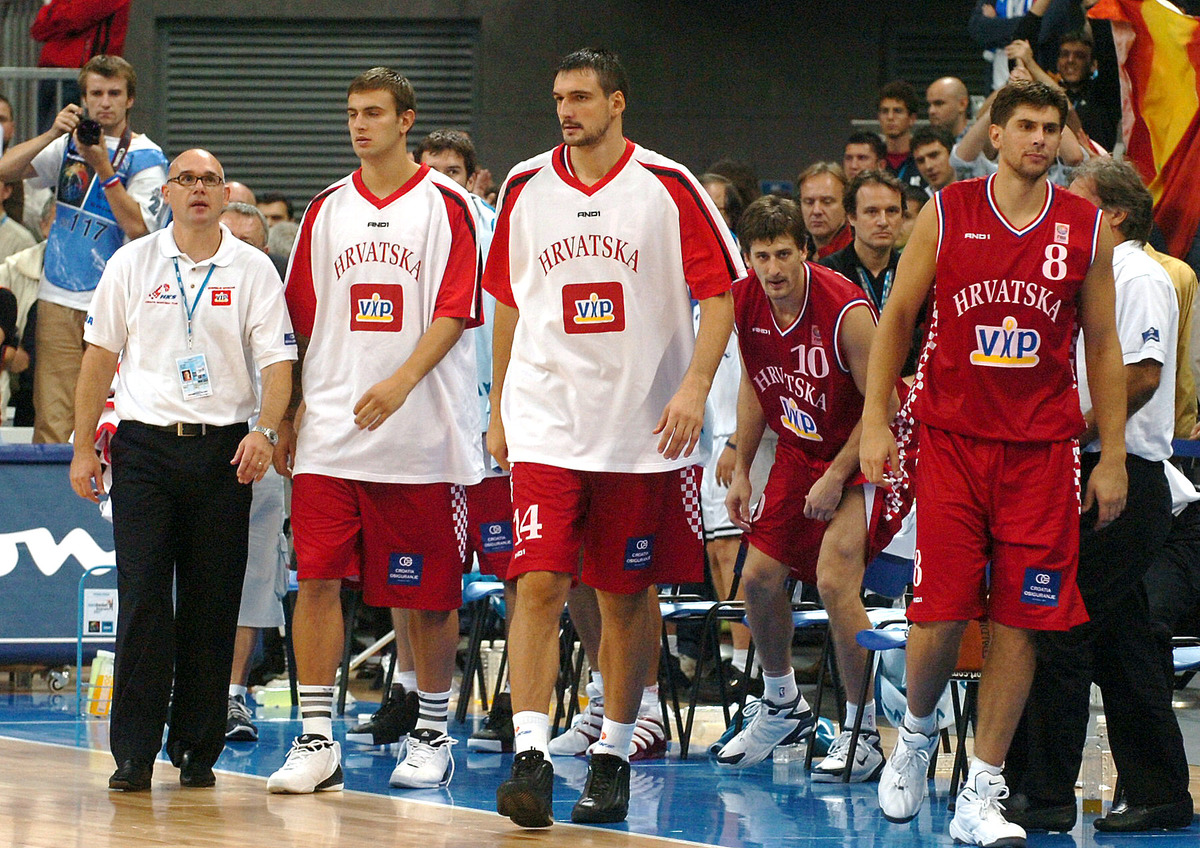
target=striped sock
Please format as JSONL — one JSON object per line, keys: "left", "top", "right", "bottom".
{"left": 415, "top": 688, "right": 451, "bottom": 733}
{"left": 299, "top": 684, "right": 334, "bottom": 739}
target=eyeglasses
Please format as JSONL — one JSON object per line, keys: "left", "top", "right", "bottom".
{"left": 167, "top": 173, "right": 225, "bottom": 188}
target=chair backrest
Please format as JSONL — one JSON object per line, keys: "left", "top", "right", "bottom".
{"left": 862, "top": 552, "right": 913, "bottom": 600}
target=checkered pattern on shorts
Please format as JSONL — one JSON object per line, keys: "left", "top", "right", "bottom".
{"left": 680, "top": 466, "right": 703, "bottom": 540}
{"left": 451, "top": 484, "right": 469, "bottom": 566}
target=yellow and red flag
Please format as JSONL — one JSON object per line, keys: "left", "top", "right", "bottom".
{"left": 1091, "top": 0, "right": 1200, "bottom": 257}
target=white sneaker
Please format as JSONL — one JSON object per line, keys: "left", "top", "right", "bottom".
{"left": 389, "top": 728, "right": 456, "bottom": 788}
{"left": 878, "top": 724, "right": 939, "bottom": 822}
{"left": 949, "top": 771, "right": 1027, "bottom": 847}
{"left": 812, "top": 728, "right": 886, "bottom": 783}
{"left": 714, "top": 693, "right": 815, "bottom": 768}
{"left": 267, "top": 734, "right": 344, "bottom": 793}
{"left": 548, "top": 682, "right": 604, "bottom": 756}
{"left": 630, "top": 715, "right": 668, "bottom": 761}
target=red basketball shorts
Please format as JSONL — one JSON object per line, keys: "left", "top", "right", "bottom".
{"left": 291, "top": 473, "right": 467, "bottom": 611}
{"left": 466, "top": 474, "right": 514, "bottom": 579}
{"left": 907, "top": 424, "right": 1088, "bottom": 630}
{"left": 507, "top": 462, "right": 704, "bottom": 594}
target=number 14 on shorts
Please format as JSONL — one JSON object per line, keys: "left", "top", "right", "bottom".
{"left": 513, "top": 505, "right": 543, "bottom": 544}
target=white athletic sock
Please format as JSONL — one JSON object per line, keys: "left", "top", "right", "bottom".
{"left": 904, "top": 707, "right": 937, "bottom": 736}
{"left": 299, "top": 684, "right": 334, "bottom": 739}
{"left": 396, "top": 670, "right": 418, "bottom": 692}
{"left": 415, "top": 688, "right": 451, "bottom": 733}
{"left": 639, "top": 684, "right": 659, "bottom": 717}
{"left": 513, "top": 710, "right": 550, "bottom": 755}
{"left": 731, "top": 649, "right": 749, "bottom": 673}
{"left": 763, "top": 669, "right": 799, "bottom": 704}
{"left": 845, "top": 700, "right": 877, "bottom": 732}
{"left": 229, "top": 684, "right": 248, "bottom": 699}
{"left": 592, "top": 717, "right": 635, "bottom": 762}
{"left": 967, "top": 756, "right": 1003, "bottom": 786}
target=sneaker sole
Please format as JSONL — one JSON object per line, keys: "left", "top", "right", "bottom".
{"left": 467, "top": 737, "right": 514, "bottom": 753}
{"left": 571, "top": 803, "right": 629, "bottom": 824}
{"left": 267, "top": 765, "right": 345, "bottom": 794}
{"left": 811, "top": 754, "right": 885, "bottom": 783}
{"left": 629, "top": 739, "right": 667, "bottom": 761}
{"left": 949, "top": 821, "right": 1027, "bottom": 847}
{"left": 226, "top": 729, "right": 258, "bottom": 743}
{"left": 497, "top": 784, "right": 553, "bottom": 828}
{"left": 714, "top": 713, "right": 815, "bottom": 768}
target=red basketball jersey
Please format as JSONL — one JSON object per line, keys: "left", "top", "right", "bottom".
{"left": 734, "top": 264, "right": 875, "bottom": 461}
{"left": 914, "top": 175, "right": 1102, "bottom": 442}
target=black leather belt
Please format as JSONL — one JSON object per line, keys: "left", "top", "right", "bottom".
{"left": 130, "top": 421, "right": 243, "bottom": 437}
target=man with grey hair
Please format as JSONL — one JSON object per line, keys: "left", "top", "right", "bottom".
{"left": 1007, "top": 157, "right": 1193, "bottom": 833}
{"left": 221, "top": 201, "right": 269, "bottom": 252}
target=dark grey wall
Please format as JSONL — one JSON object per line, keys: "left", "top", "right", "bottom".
{"left": 124, "top": 1, "right": 916, "bottom": 191}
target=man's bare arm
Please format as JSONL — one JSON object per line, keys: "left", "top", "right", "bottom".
{"left": 655, "top": 290, "right": 733, "bottom": 460}
{"left": 487, "top": 301, "right": 518, "bottom": 472}
{"left": 353, "top": 315, "right": 466, "bottom": 430}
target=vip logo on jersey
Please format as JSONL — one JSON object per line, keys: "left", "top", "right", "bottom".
{"left": 561, "top": 281, "right": 626, "bottom": 334}
{"left": 144, "top": 282, "right": 178, "bottom": 304}
{"left": 350, "top": 284, "right": 403, "bottom": 332}
{"left": 969, "top": 316, "right": 1040, "bottom": 367}
{"left": 779, "top": 396, "right": 822, "bottom": 441}
{"left": 1054, "top": 222, "right": 1070, "bottom": 244}
{"left": 210, "top": 289, "right": 232, "bottom": 306}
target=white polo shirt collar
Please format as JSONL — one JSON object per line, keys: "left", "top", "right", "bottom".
{"left": 158, "top": 221, "right": 239, "bottom": 268}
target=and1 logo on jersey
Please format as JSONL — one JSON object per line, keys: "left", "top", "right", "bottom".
{"left": 969, "top": 316, "right": 1041, "bottom": 368}
{"left": 561, "top": 282, "right": 626, "bottom": 334}
{"left": 350, "top": 283, "right": 403, "bottom": 332}
{"left": 779, "top": 396, "right": 822, "bottom": 441}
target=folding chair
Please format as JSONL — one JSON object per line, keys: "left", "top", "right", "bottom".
{"left": 454, "top": 578, "right": 507, "bottom": 724}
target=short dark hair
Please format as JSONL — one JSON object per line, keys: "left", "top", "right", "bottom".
{"left": 415, "top": 129, "right": 477, "bottom": 178}
{"left": 845, "top": 130, "right": 887, "bottom": 161}
{"left": 348, "top": 67, "right": 416, "bottom": 115}
{"left": 1072, "top": 158, "right": 1154, "bottom": 242}
{"left": 79, "top": 55, "right": 136, "bottom": 99}
{"left": 258, "top": 191, "right": 293, "bottom": 220}
{"left": 2, "top": 180, "right": 23, "bottom": 222}
{"left": 991, "top": 80, "right": 1069, "bottom": 129}
{"left": 910, "top": 126, "right": 955, "bottom": 157}
{"left": 844, "top": 169, "right": 903, "bottom": 218}
{"left": 556, "top": 47, "right": 629, "bottom": 101}
{"left": 1060, "top": 29, "right": 1094, "bottom": 50}
{"left": 903, "top": 184, "right": 929, "bottom": 210}
{"left": 706, "top": 158, "right": 760, "bottom": 206}
{"left": 878, "top": 80, "right": 920, "bottom": 115}
{"left": 698, "top": 173, "right": 743, "bottom": 230}
{"left": 738, "top": 195, "right": 809, "bottom": 252}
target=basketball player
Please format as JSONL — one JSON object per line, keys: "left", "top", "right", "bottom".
{"left": 485, "top": 47, "right": 741, "bottom": 827}
{"left": 266, "top": 68, "right": 483, "bottom": 794}
{"left": 715, "top": 195, "right": 914, "bottom": 784}
{"left": 860, "top": 80, "right": 1128, "bottom": 847}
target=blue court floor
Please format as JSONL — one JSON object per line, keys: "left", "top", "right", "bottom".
{"left": 1, "top": 689, "right": 1197, "bottom": 848}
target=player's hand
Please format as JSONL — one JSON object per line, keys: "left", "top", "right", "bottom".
{"left": 1005, "top": 39, "right": 1034, "bottom": 67}
{"left": 804, "top": 471, "right": 844, "bottom": 522}
{"left": 859, "top": 421, "right": 899, "bottom": 485}
{"left": 232, "top": 430, "right": 274, "bottom": 484}
{"left": 51, "top": 104, "right": 81, "bottom": 139}
{"left": 1189, "top": 420, "right": 1200, "bottom": 440}
{"left": 275, "top": 417, "right": 298, "bottom": 478}
{"left": 69, "top": 450, "right": 105, "bottom": 503}
{"left": 716, "top": 443, "right": 737, "bottom": 488}
{"left": 468, "top": 168, "right": 494, "bottom": 199}
{"left": 654, "top": 378, "right": 705, "bottom": 461}
{"left": 1082, "top": 456, "right": 1127, "bottom": 530}
{"left": 487, "top": 415, "right": 509, "bottom": 472}
{"left": 725, "top": 471, "right": 753, "bottom": 532}
{"left": 353, "top": 375, "right": 411, "bottom": 430}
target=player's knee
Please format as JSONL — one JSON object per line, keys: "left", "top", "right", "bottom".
{"left": 514, "top": 570, "right": 570, "bottom": 612}
{"left": 741, "top": 557, "right": 785, "bottom": 601}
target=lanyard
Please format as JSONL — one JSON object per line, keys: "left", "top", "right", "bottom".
{"left": 173, "top": 258, "right": 216, "bottom": 350}
{"left": 855, "top": 264, "right": 895, "bottom": 311}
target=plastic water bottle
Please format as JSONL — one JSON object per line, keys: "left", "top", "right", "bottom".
{"left": 772, "top": 743, "right": 805, "bottom": 785}
{"left": 1081, "top": 723, "right": 1104, "bottom": 813}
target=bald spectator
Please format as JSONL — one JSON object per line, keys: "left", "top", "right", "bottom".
{"left": 796, "top": 162, "right": 851, "bottom": 259}
{"left": 926, "top": 77, "right": 971, "bottom": 141}
{"left": 843, "top": 131, "right": 887, "bottom": 180}
{"left": 227, "top": 181, "right": 256, "bottom": 205}
{"left": 911, "top": 127, "right": 957, "bottom": 195}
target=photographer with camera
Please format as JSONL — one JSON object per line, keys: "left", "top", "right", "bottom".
{"left": 0, "top": 54, "right": 167, "bottom": 443}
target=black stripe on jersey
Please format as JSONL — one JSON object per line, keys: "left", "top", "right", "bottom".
{"left": 435, "top": 184, "right": 484, "bottom": 320}
{"left": 497, "top": 168, "right": 540, "bottom": 212}
{"left": 300, "top": 183, "right": 344, "bottom": 227}
{"left": 639, "top": 164, "right": 741, "bottom": 281}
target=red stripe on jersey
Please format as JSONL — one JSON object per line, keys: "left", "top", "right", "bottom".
{"left": 433, "top": 184, "right": 483, "bottom": 328}
{"left": 550, "top": 140, "right": 635, "bottom": 196}
{"left": 285, "top": 183, "right": 344, "bottom": 338}
{"left": 639, "top": 162, "right": 741, "bottom": 298}
{"left": 482, "top": 168, "right": 541, "bottom": 308}
{"left": 352, "top": 164, "right": 431, "bottom": 210}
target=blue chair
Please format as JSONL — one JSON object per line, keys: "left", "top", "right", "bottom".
{"left": 454, "top": 578, "right": 507, "bottom": 724}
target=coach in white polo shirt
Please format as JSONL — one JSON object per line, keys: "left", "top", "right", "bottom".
{"left": 69, "top": 148, "right": 296, "bottom": 793}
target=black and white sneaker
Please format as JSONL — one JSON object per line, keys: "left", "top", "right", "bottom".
{"left": 346, "top": 686, "right": 420, "bottom": 745}
{"left": 225, "top": 694, "right": 258, "bottom": 742}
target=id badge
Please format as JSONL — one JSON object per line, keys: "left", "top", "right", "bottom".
{"left": 175, "top": 351, "right": 213, "bottom": 400}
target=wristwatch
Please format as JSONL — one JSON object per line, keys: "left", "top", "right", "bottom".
{"left": 251, "top": 424, "right": 279, "bottom": 446}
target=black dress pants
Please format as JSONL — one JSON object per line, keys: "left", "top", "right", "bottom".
{"left": 108, "top": 421, "right": 252, "bottom": 769}
{"left": 1009, "top": 454, "right": 1191, "bottom": 808}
